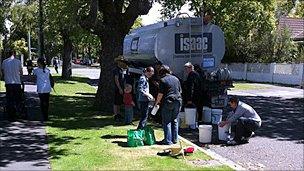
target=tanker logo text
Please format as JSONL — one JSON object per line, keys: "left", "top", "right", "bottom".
{"left": 175, "top": 33, "right": 212, "bottom": 54}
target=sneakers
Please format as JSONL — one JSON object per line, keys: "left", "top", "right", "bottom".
{"left": 226, "top": 140, "right": 238, "bottom": 146}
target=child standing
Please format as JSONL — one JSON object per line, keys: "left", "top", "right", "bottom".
{"left": 123, "top": 84, "right": 135, "bottom": 124}
{"left": 33, "top": 58, "right": 52, "bottom": 121}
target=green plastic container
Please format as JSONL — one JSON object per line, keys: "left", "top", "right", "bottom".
{"left": 143, "top": 126, "right": 156, "bottom": 145}
{"left": 127, "top": 129, "right": 144, "bottom": 147}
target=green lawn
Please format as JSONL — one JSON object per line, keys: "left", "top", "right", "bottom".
{"left": 47, "top": 76, "right": 231, "bottom": 170}
{"left": 0, "top": 81, "right": 5, "bottom": 92}
{"left": 231, "top": 82, "right": 270, "bottom": 90}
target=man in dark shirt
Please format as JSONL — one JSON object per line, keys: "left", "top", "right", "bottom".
{"left": 184, "top": 62, "right": 203, "bottom": 122}
{"left": 113, "top": 56, "right": 128, "bottom": 122}
{"left": 155, "top": 65, "right": 182, "bottom": 145}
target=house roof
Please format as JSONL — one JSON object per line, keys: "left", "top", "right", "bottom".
{"left": 279, "top": 17, "right": 304, "bottom": 40}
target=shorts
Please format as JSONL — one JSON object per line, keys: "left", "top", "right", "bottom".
{"left": 114, "top": 90, "right": 123, "bottom": 105}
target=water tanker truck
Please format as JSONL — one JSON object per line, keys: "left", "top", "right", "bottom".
{"left": 123, "top": 16, "right": 232, "bottom": 108}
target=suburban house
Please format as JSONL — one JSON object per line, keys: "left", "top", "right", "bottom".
{"left": 279, "top": 16, "right": 304, "bottom": 43}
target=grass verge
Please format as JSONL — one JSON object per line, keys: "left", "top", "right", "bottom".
{"left": 47, "top": 76, "right": 231, "bottom": 170}
{"left": 231, "top": 82, "right": 270, "bottom": 90}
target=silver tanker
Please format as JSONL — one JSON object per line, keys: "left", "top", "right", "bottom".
{"left": 123, "top": 17, "right": 225, "bottom": 79}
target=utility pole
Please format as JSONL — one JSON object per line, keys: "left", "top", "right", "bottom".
{"left": 28, "top": 0, "right": 32, "bottom": 60}
{"left": 38, "top": 0, "right": 44, "bottom": 58}
{"left": 28, "top": 28, "right": 31, "bottom": 60}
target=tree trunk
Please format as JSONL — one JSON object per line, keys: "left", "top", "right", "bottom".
{"left": 95, "top": 31, "right": 124, "bottom": 111}
{"left": 61, "top": 31, "right": 73, "bottom": 79}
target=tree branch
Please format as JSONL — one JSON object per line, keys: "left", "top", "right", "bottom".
{"left": 122, "top": 0, "right": 152, "bottom": 33}
{"left": 79, "top": 0, "right": 104, "bottom": 36}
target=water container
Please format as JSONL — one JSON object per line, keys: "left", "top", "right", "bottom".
{"left": 202, "top": 107, "right": 212, "bottom": 123}
{"left": 198, "top": 125, "right": 213, "bottom": 143}
{"left": 211, "top": 109, "right": 223, "bottom": 124}
{"left": 184, "top": 108, "right": 196, "bottom": 125}
{"left": 218, "top": 124, "right": 230, "bottom": 141}
{"left": 151, "top": 105, "right": 159, "bottom": 115}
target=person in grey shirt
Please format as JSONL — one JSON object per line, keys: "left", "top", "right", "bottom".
{"left": 219, "top": 96, "right": 262, "bottom": 145}
{"left": 137, "top": 66, "right": 154, "bottom": 129}
{"left": 1, "top": 49, "right": 23, "bottom": 121}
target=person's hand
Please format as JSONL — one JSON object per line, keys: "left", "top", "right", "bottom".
{"left": 187, "top": 101, "right": 192, "bottom": 104}
{"left": 147, "top": 94, "right": 154, "bottom": 101}
{"left": 131, "top": 102, "right": 135, "bottom": 106}
{"left": 119, "top": 89, "right": 123, "bottom": 95}
{"left": 219, "top": 121, "right": 226, "bottom": 127}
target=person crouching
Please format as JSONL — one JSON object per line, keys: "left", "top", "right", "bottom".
{"left": 219, "top": 96, "right": 262, "bottom": 145}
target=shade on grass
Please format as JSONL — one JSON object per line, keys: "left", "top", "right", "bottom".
{"left": 47, "top": 76, "right": 231, "bottom": 170}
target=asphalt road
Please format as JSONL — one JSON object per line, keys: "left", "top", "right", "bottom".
{"left": 182, "top": 85, "right": 304, "bottom": 170}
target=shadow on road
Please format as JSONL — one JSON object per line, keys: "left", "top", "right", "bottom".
{"left": 180, "top": 96, "right": 304, "bottom": 145}
{"left": 238, "top": 96, "right": 304, "bottom": 143}
{"left": 0, "top": 121, "right": 49, "bottom": 168}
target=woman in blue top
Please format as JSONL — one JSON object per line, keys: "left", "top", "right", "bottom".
{"left": 33, "top": 58, "right": 53, "bottom": 121}
{"left": 137, "top": 66, "right": 154, "bottom": 129}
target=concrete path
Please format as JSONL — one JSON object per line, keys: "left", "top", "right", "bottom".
{"left": 0, "top": 121, "right": 51, "bottom": 170}
{"left": 0, "top": 84, "right": 51, "bottom": 171}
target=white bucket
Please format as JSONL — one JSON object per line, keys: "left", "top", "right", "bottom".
{"left": 202, "top": 107, "right": 212, "bottom": 123}
{"left": 211, "top": 109, "right": 223, "bottom": 124}
{"left": 198, "top": 125, "right": 212, "bottom": 143}
{"left": 218, "top": 124, "right": 230, "bottom": 141}
{"left": 185, "top": 108, "right": 196, "bottom": 125}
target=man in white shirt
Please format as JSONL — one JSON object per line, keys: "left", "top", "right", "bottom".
{"left": 1, "top": 50, "right": 23, "bottom": 121}
{"left": 219, "top": 96, "right": 262, "bottom": 145}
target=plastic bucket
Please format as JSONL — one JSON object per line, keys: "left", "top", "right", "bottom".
{"left": 211, "top": 109, "right": 223, "bottom": 124}
{"left": 198, "top": 125, "right": 212, "bottom": 143}
{"left": 202, "top": 107, "right": 212, "bottom": 123}
{"left": 185, "top": 108, "right": 196, "bottom": 125}
{"left": 218, "top": 124, "right": 230, "bottom": 141}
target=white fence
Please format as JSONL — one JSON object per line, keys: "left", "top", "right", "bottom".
{"left": 223, "top": 63, "right": 304, "bottom": 86}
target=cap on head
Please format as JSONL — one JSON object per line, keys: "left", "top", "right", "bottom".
{"left": 114, "top": 55, "right": 126, "bottom": 63}
{"left": 184, "top": 62, "right": 193, "bottom": 68}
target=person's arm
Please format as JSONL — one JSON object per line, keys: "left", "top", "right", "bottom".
{"left": 19, "top": 61, "right": 23, "bottom": 76}
{"left": 186, "top": 74, "right": 194, "bottom": 104}
{"left": 227, "top": 106, "right": 245, "bottom": 123}
{"left": 138, "top": 76, "right": 153, "bottom": 100}
{"left": 155, "top": 93, "right": 163, "bottom": 105}
{"left": 114, "top": 75, "right": 123, "bottom": 95}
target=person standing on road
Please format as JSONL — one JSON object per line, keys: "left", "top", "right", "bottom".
{"left": 137, "top": 66, "right": 154, "bottom": 130}
{"left": 1, "top": 49, "right": 23, "bottom": 121}
{"left": 219, "top": 96, "right": 262, "bottom": 145}
{"left": 53, "top": 57, "right": 59, "bottom": 74}
{"left": 33, "top": 58, "right": 53, "bottom": 121}
{"left": 113, "top": 56, "right": 128, "bottom": 122}
{"left": 184, "top": 62, "right": 203, "bottom": 123}
{"left": 26, "top": 59, "right": 34, "bottom": 75}
{"left": 155, "top": 65, "right": 182, "bottom": 145}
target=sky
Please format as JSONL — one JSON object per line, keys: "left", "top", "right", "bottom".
{"left": 141, "top": 2, "right": 194, "bottom": 26}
